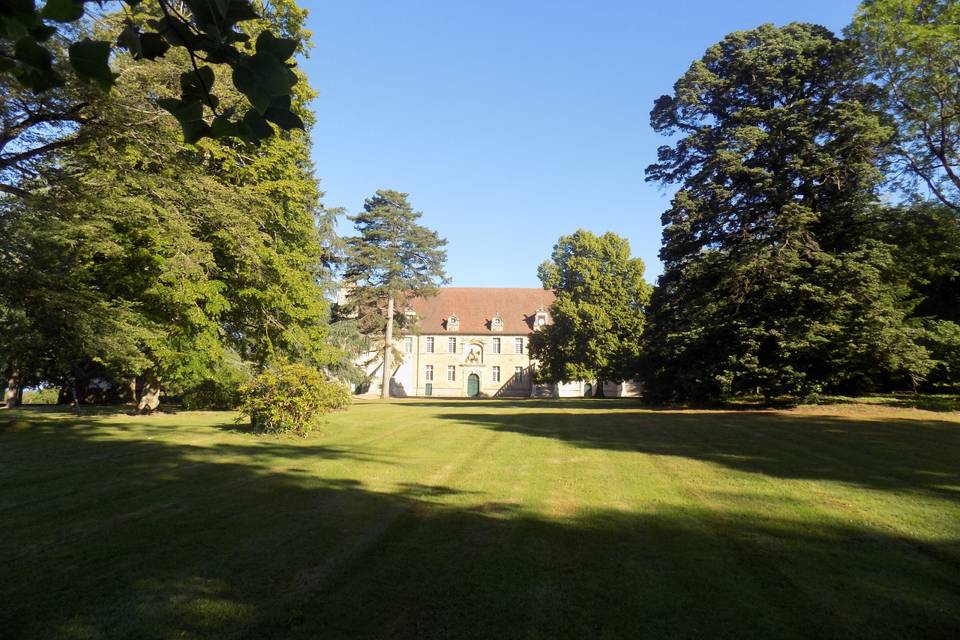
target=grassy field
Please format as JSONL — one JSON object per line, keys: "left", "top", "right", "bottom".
{"left": 2, "top": 400, "right": 959, "bottom": 639}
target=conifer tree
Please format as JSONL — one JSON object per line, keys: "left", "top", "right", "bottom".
{"left": 342, "top": 190, "right": 448, "bottom": 398}
{"left": 642, "top": 23, "right": 932, "bottom": 401}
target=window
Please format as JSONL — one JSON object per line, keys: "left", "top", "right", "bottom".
{"left": 535, "top": 306, "right": 548, "bottom": 328}
{"left": 515, "top": 366, "right": 523, "bottom": 380}
{"left": 404, "top": 336, "right": 413, "bottom": 353}
{"left": 447, "top": 366, "right": 456, "bottom": 382}
{"left": 514, "top": 337, "right": 524, "bottom": 354}
{"left": 426, "top": 337, "right": 434, "bottom": 353}
{"left": 492, "top": 337, "right": 501, "bottom": 354}
{"left": 448, "top": 337, "right": 457, "bottom": 353}
{"left": 448, "top": 315, "right": 459, "bottom": 331}
{"left": 492, "top": 366, "right": 501, "bottom": 383}
{"left": 491, "top": 312, "right": 503, "bottom": 331}
{"left": 425, "top": 365, "right": 434, "bottom": 381}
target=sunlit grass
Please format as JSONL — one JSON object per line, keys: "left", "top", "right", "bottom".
{"left": 2, "top": 400, "right": 959, "bottom": 638}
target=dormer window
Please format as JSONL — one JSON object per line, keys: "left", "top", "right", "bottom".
{"left": 447, "top": 314, "right": 459, "bottom": 331}
{"left": 491, "top": 312, "right": 504, "bottom": 332}
{"left": 535, "top": 306, "right": 548, "bottom": 328}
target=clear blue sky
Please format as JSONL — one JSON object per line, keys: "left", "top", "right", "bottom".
{"left": 302, "top": 0, "right": 861, "bottom": 286}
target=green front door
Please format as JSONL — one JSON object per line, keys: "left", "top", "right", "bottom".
{"left": 467, "top": 373, "right": 480, "bottom": 397}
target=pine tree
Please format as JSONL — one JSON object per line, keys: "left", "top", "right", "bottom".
{"left": 342, "top": 190, "right": 448, "bottom": 398}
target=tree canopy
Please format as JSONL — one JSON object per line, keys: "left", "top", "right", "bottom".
{"left": 642, "top": 22, "right": 932, "bottom": 402}
{"left": 530, "top": 230, "right": 651, "bottom": 395}
{"left": 0, "top": 0, "right": 308, "bottom": 199}
{"left": 848, "top": 0, "right": 960, "bottom": 210}
{"left": 0, "top": 0, "right": 340, "bottom": 409}
{"left": 341, "top": 190, "right": 448, "bottom": 397}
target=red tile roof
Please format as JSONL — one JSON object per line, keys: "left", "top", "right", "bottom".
{"left": 404, "top": 287, "right": 554, "bottom": 335}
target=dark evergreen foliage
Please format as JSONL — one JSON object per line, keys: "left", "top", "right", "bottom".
{"left": 340, "top": 190, "right": 448, "bottom": 398}
{"left": 642, "top": 23, "right": 933, "bottom": 401}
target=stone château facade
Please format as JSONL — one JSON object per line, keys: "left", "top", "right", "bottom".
{"left": 361, "top": 287, "right": 642, "bottom": 398}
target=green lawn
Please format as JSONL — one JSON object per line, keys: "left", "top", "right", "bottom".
{"left": 2, "top": 400, "right": 959, "bottom": 639}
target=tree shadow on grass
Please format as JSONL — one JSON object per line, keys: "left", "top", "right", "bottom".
{"left": 816, "top": 394, "right": 960, "bottom": 413}
{"left": 434, "top": 407, "right": 960, "bottom": 502}
{"left": 385, "top": 398, "right": 645, "bottom": 411}
{"left": 0, "top": 410, "right": 958, "bottom": 639}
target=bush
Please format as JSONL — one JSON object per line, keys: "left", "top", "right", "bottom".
{"left": 22, "top": 387, "right": 60, "bottom": 404}
{"left": 238, "top": 363, "right": 351, "bottom": 436}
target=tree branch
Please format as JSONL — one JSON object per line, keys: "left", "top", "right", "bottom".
{"left": 0, "top": 135, "right": 83, "bottom": 171}
{"left": 0, "top": 183, "right": 31, "bottom": 198}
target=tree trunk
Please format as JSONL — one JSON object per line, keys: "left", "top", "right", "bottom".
{"left": 4, "top": 371, "right": 20, "bottom": 408}
{"left": 381, "top": 294, "right": 394, "bottom": 399}
{"left": 138, "top": 371, "right": 161, "bottom": 413}
{"left": 70, "top": 381, "right": 82, "bottom": 414}
{"left": 595, "top": 379, "right": 606, "bottom": 399}
{"left": 128, "top": 377, "right": 139, "bottom": 405}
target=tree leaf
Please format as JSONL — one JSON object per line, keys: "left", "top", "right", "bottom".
{"left": 180, "top": 118, "right": 212, "bottom": 144}
{"left": 27, "top": 24, "right": 57, "bottom": 41}
{"left": 204, "top": 43, "right": 240, "bottom": 64}
{"left": 180, "top": 66, "right": 214, "bottom": 99}
{"left": 263, "top": 106, "right": 303, "bottom": 130}
{"left": 255, "top": 30, "right": 297, "bottom": 61}
{"left": 41, "top": 0, "right": 85, "bottom": 23}
{"left": 181, "top": 0, "right": 217, "bottom": 30}
{"left": 14, "top": 36, "right": 52, "bottom": 72}
{"left": 117, "top": 24, "right": 142, "bottom": 57}
{"left": 223, "top": 0, "right": 259, "bottom": 25}
{"left": 138, "top": 32, "right": 170, "bottom": 60}
{"left": 269, "top": 94, "right": 291, "bottom": 110}
{"left": 232, "top": 52, "right": 293, "bottom": 113}
{"left": 242, "top": 108, "right": 274, "bottom": 140}
{"left": 68, "top": 38, "right": 115, "bottom": 89}
{"left": 158, "top": 97, "right": 210, "bottom": 144}
{"left": 210, "top": 114, "right": 238, "bottom": 138}
{"left": 148, "top": 15, "right": 203, "bottom": 50}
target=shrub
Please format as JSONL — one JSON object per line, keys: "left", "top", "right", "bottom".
{"left": 22, "top": 387, "right": 60, "bottom": 404}
{"left": 238, "top": 363, "right": 351, "bottom": 436}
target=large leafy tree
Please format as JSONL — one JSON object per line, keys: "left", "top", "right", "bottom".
{"left": 341, "top": 190, "right": 448, "bottom": 399}
{"left": 848, "top": 0, "right": 960, "bottom": 210}
{"left": 0, "top": 48, "right": 102, "bottom": 197}
{"left": 0, "top": 0, "right": 307, "bottom": 197}
{"left": 0, "top": 0, "right": 339, "bottom": 409}
{"left": 642, "top": 23, "right": 932, "bottom": 402}
{"left": 530, "top": 230, "right": 651, "bottom": 397}
{"left": 879, "top": 200, "right": 960, "bottom": 386}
